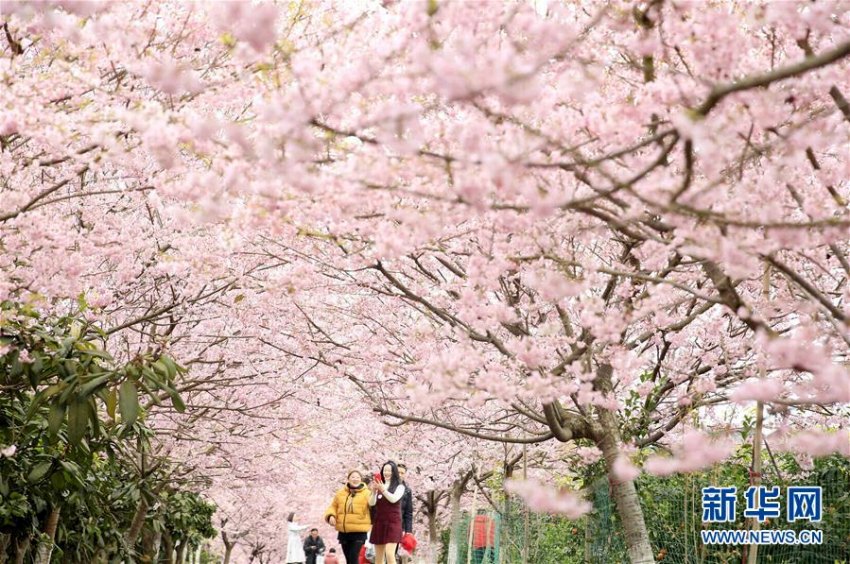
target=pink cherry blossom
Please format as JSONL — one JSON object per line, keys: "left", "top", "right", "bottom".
{"left": 644, "top": 432, "right": 736, "bottom": 476}
{"left": 612, "top": 456, "right": 641, "bottom": 482}
{"left": 504, "top": 478, "right": 591, "bottom": 519}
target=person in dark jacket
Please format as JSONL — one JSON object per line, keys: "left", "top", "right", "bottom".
{"left": 303, "top": 528, "right": 326, "bottom": 564}
{"left": 398, "top": 464, "right": 414, "bottom": 534}
{"left": 397, "top": 463, "right": 414, "bottom": 563}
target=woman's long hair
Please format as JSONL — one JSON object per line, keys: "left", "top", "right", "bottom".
{"left": 380, "top": 461, "right": 401, "bottom": 494}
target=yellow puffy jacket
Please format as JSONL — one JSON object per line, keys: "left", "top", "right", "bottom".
{"left": 324, "top": 483, "right": 372, "bottom": 533}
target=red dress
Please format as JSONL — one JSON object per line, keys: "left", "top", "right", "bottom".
{"left": 370, "top": 488, "right": 403, "bottom": 544}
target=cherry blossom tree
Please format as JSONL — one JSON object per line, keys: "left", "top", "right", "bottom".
{"left": 3, "top": 1, "right": 850, "bottom": 562}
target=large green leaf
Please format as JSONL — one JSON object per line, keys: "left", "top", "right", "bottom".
{"left": 48, "top": 402, "right": 65, "bottom": 437}
{"left": 81, "top": 348, "right": 113, "bottom": 361}
{"left": 152, "top": 359, "right": 169, "bottom": 378}
{"left": 167, "top": 386, "right": 186, "bottom": 413}
{"left": 87, "top": 397, "right": 101, "bottom": 437}
{"left": 79, "top": 373, "right": 111, "bottom": 397}
{"left": 27, "top": 461, "right": 52, "bottom": 483}
{"left": 119, "top": 380, "right": 139, "bottom": 426}
{"left": 67, "top": 399, "right": 89, "bottom": 445}
{"left": 160, "top": 355, "right": 179, "bottom": 380}
{"left": 105, "top": 386, "right": 117, "bottom": 419}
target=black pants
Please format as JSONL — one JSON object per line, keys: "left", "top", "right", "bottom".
{"left": 338, "top": 531, "right": 366, "bottom": 564}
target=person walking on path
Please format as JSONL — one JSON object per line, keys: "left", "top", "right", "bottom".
{"left": 304, "top": 528, "right": 326, "bottom": 564}
{"left": 285, "top": 512, "right": 308, "bottom": 564}
{"left": 325, "top": 470, "right": 372, "bottom": 564}
{"left": 324, "top": 548, "right": 340, "bottom": 564}
{"left": 397, "top": 463, "right": 414, "bottom": 564}
{"left": 368, "top": 461, "right": 405, "bottom": 564}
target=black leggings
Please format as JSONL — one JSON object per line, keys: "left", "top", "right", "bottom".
{"left": 338, "top": 532, "right": 367, "bottom": 564}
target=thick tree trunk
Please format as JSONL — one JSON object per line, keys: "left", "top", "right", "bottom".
{"left": 427, "top": 506, "right": 438, "bottom": 544}
{"left": 124, "top": 497, "right": 150, "bottom": 549}
{"left": 141, "top": 527, "right": 156, "bottom": 563}
{"left": 162, "top": 531, "right": 175, "bottom": 564}
{"left": 175, "top": 540, "right": 185, "bottom": 564}
{"left": 597, "top": 410, "right": 655, "bottom": 564}
{"left": 34, "top": 505, "right": 61, "bottom": 564}
{"left": 13, "top": 537, "right": 29, "bottom": 564}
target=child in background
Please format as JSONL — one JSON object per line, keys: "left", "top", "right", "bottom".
{"left": 324, "top": 547, "right": 340, "bottom": 564}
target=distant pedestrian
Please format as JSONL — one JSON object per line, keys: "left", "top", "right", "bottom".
{"left": 304, "top": 528, "right": 326, "bottom": 564}
{"left": 325, "top": 470, "right": 372, "bottom": 564}
{"left": 286, "top": 512, "right": 308, "bottom": 564}
{"left": 324, "top": 548, "right": 340, "bottom": 564}
{"left": 369, "top": 461, "right": 405, "bottom": 564}
{"left": 472, "top": 509, "right": 496, "bottom": 564}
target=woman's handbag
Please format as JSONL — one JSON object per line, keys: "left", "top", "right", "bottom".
{"left": 400, "top": 532, "right": 417, "bottom": 553}
{"left": 358, "top": 542, "right": 375, "bottom": 564}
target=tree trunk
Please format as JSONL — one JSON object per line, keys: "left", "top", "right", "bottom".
{"left": 427, "top": 499, "right": 439, "bottom": 544}
{"left": 446, "top": 484, "right": 463, "bottom": 564}
{"left": 175, "top": 541, "right": 185, "bottom": 564}
{"left": 597, "top": 411, "right": 655, "bottom": 564}
{"left": 124, "top": 497, "right": 150, "bottom": 549}
{"left": 162, "top": 531, "right": 175, "bottom": 564}
{"left": 0, "top": 534, "right": 10, "bottom": 564}
{"left": 13, "top": 537, "right": 30, "bottom": 564}
{"left": 141, "top": 527, "right": 155, "bottom": 563}
{"left": 34, "top": 505, "right": 61, "bottom": 564}
{"left": 222, "top": 537, "right": 235, "bottom": 564}
{"left": 151, "top": 529, "right": 162, "bottom": 564}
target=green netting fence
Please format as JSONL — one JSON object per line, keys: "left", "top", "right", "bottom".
{"left": 444, "top": 454, "right": 850, "bottom": 563}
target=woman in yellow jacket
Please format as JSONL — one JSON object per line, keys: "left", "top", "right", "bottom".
{"left": 325, "top": 470, "right": 372, "bottom": 564}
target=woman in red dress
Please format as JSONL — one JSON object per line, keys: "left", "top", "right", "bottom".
{"left": 368, "top": 461, "right": 405, "bottom": 564}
